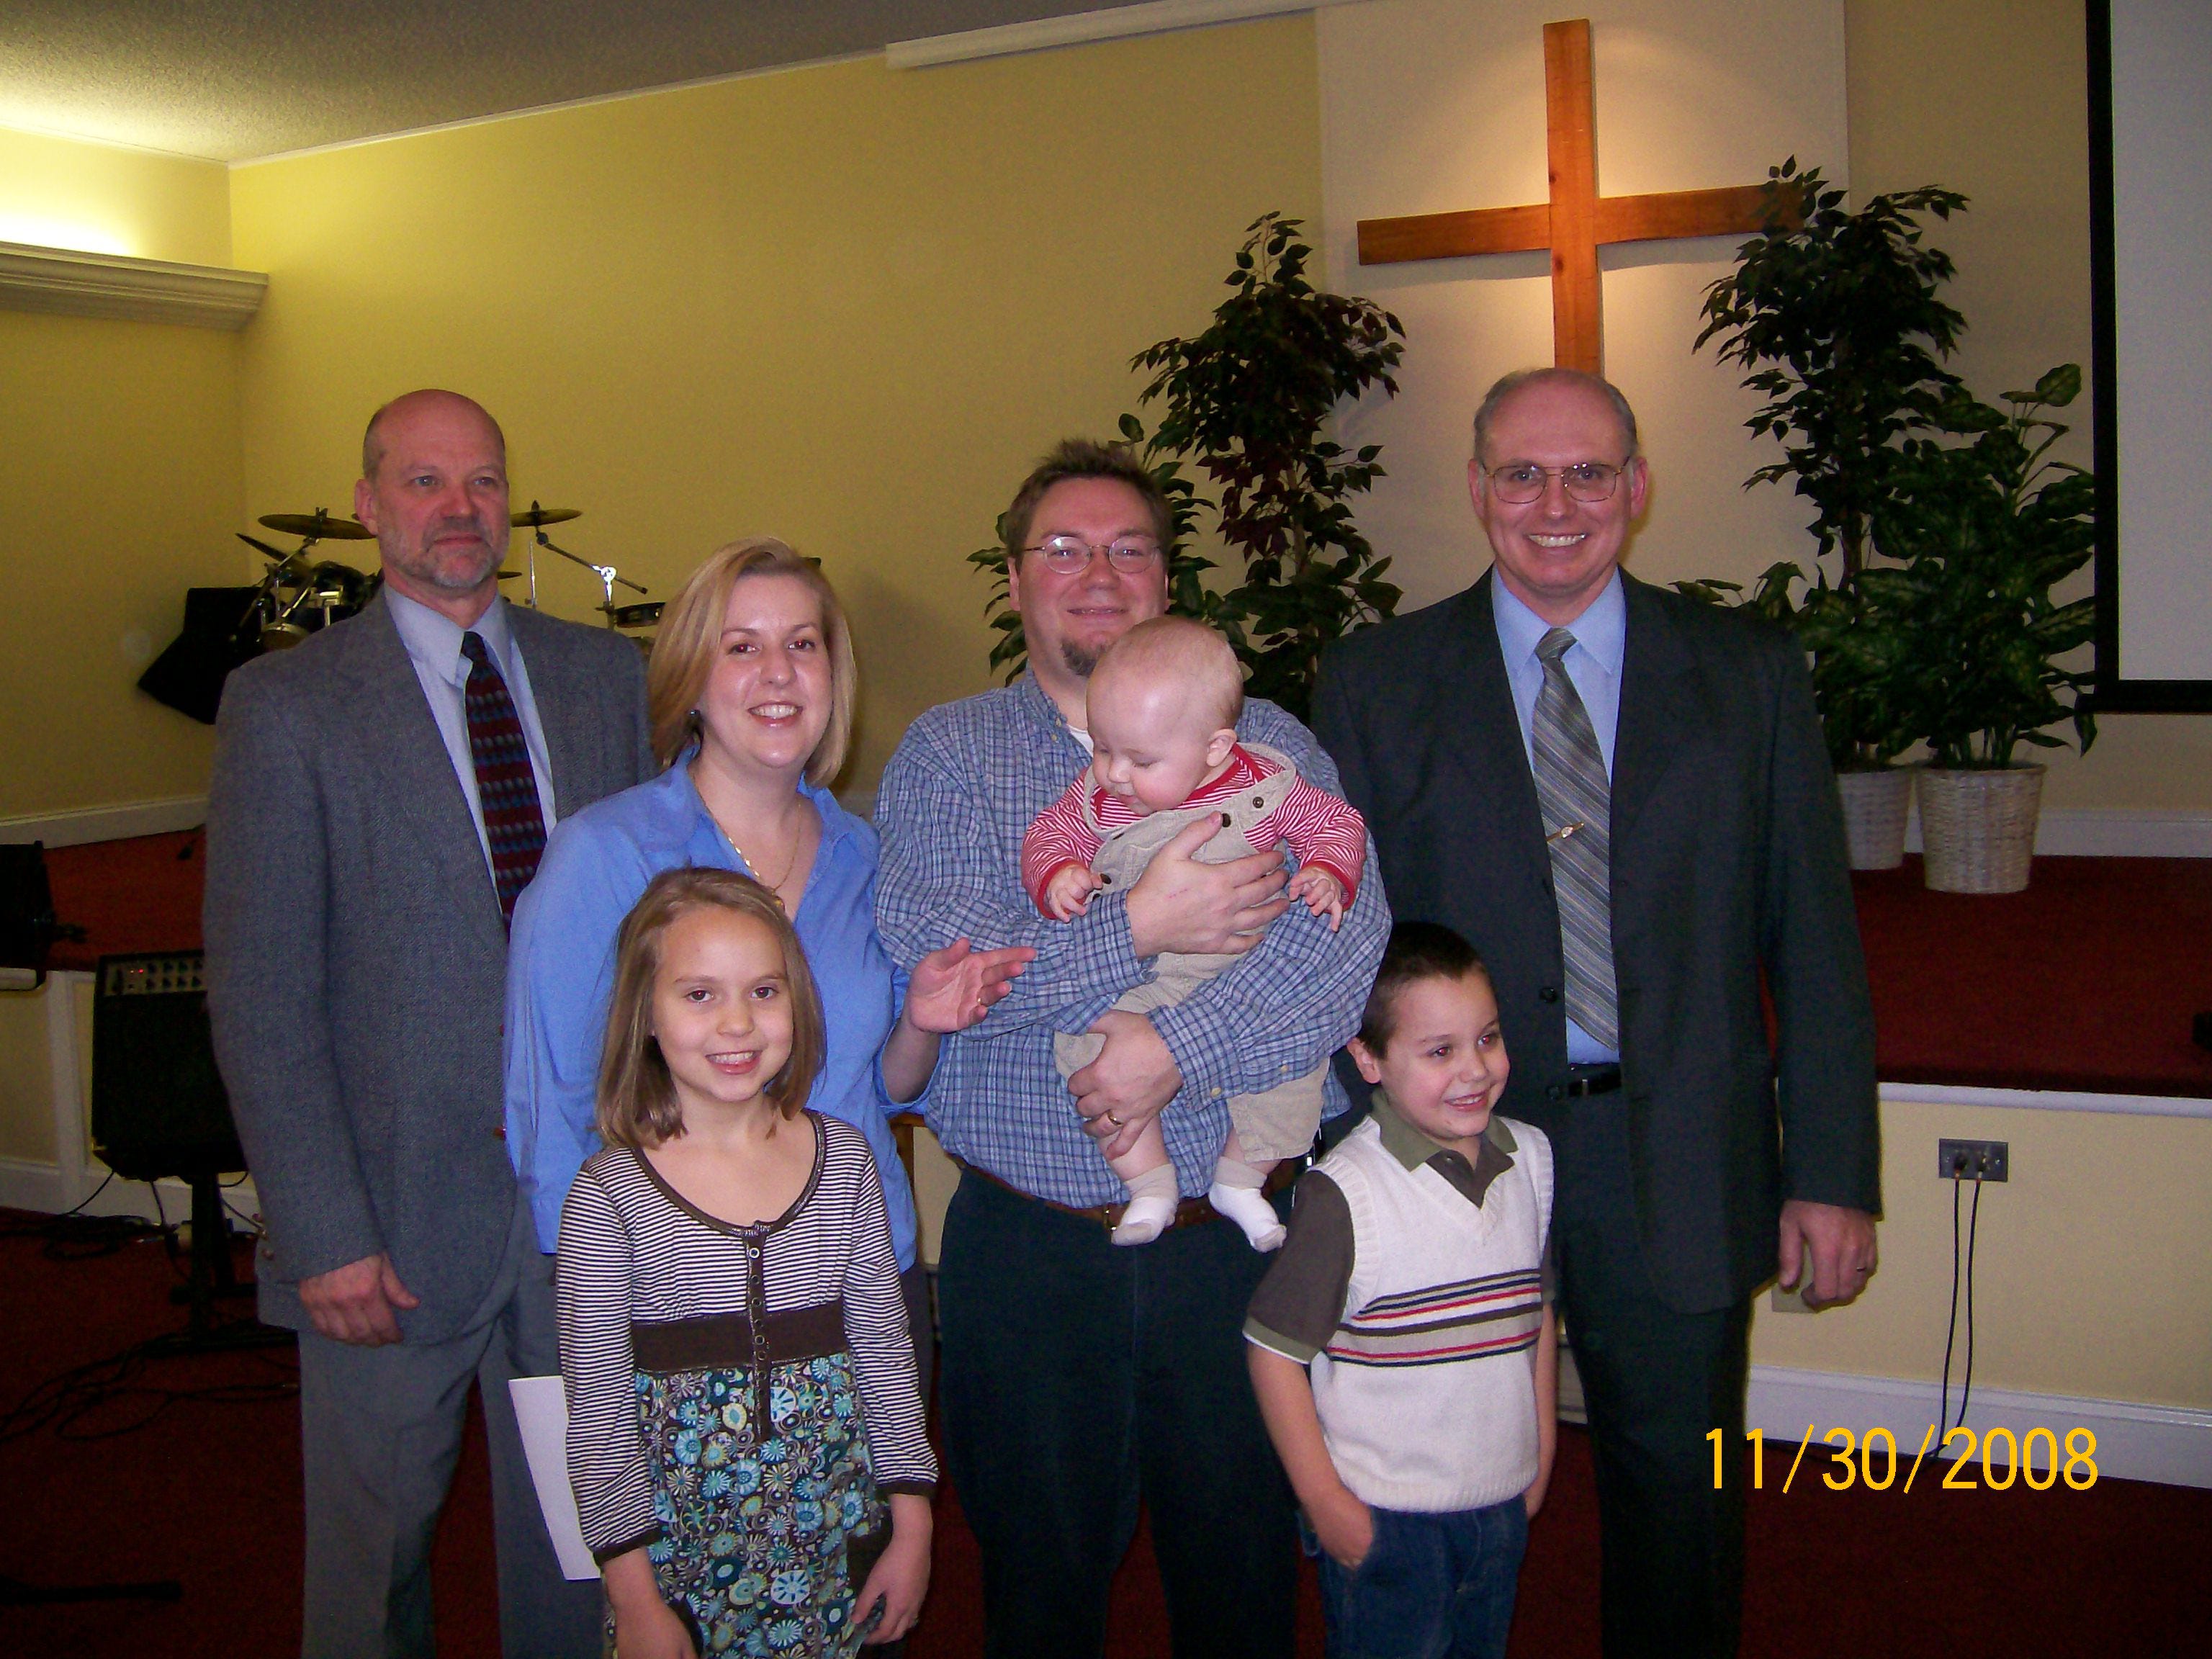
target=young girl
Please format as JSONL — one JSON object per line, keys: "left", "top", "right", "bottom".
{"left": 559, "top": 866, "right": 936, "bottom": 1658}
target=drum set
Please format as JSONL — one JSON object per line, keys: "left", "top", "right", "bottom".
{"left": 236, "top": 503, "right": 660, "bottom": 654}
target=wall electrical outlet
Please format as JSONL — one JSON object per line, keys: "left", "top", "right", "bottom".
{"left": 1938, "top": 1138, "right": 2009, "bottom": 1182}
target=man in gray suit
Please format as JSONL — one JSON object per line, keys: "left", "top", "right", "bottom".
{"left": 205, "top": 389, "right": 652, "bottom": 1658}
{"left": 1315, "top": 369, "right": 1879, "bottom": 1658}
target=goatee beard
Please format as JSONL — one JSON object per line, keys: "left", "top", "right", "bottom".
{"left": 1060, "top": 639, "right": 1103, "bottom": 680}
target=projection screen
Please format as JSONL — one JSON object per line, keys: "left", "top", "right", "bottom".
{"left": 2090, "top": 0, "right": 2212, "bottom": 711}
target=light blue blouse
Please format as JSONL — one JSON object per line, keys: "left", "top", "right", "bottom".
{"left": 504, "top": 755, "right": 921, "bottom": 1269}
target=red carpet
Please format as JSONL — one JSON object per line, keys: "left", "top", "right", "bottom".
{"left": 1852, "top": 855, "right": 2212, "bottom": 1097}
{"left": 4, "top": 1214, "right": 2207, "bottom": 1656}
{"left": 39, "top": 833, "right": 2212, "bottom": 1097}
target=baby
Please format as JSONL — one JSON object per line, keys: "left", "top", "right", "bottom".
{"left": 1021, "top": 616, "right": 1369, "bottom": 1248}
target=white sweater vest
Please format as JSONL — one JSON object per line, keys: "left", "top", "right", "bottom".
{"left": 1309, "top": 1114, "right": 1553, "bottom": 1512}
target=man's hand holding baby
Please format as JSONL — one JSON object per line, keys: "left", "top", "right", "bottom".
{"left": 1125, "top": 817, "right": 1290, "bottom": 958}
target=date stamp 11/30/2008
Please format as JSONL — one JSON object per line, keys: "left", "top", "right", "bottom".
{"left": 1708, "top": 1426, "right": 2103, "bottom": 1493}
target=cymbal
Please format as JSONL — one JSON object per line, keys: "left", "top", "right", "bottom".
{"left": 497, "top": 568, "right": 523, "bottom": 580}
{"left": 258, "top": 511, "right": 376, "bottom": 541}
{"left": 511, "top": 505, "right": 582, "bottom": 528}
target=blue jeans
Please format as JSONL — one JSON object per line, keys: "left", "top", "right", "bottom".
{"left": 1310, "top": 1498, "right": 1529, "bottom": 1659}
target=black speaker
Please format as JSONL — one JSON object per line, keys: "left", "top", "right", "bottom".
{"left": 90, "top": 951, "right": 245, "bottom": 1184}
{"left": 0, "top": 842, "right": 64, "bottom": 974}
{"left": 137, "top": 587, "right": 262, "bottom": 725}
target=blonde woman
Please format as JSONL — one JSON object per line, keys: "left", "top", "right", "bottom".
{"left": 506, "top": 539, "right": 1030, "bottom": 1393}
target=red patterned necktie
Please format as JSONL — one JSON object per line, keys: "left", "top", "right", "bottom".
{"left": 460, "top": 631, "right": 547, "bottom": 925}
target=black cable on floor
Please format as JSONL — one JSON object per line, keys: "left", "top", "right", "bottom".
{"left": 0, "top": 1328, "right": 296, "bottom": 1447}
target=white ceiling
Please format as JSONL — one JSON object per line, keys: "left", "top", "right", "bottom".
{"left": 0, "top": 1, "right": 1129, "bottom": 162}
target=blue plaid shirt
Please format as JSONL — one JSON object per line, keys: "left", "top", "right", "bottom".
{"left": 874, "top": 672, "right": 1389, "bottom": 1207}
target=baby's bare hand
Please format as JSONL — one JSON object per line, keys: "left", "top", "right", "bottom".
{"left": 1289, "top": 869, "right": 1346, "bottom": 932}
{"left": 1045, "top": 866, "right": 1103, "bottom": 921}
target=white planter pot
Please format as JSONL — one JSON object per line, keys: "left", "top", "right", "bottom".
{"left": 1835, "top": 765, "right": 1914, "bottom": 871}
{"left": 1917, "top": 765, "right": 2046, "bottom": 894}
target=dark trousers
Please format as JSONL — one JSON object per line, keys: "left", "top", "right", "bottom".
{"left": 936, "top": 1170, "right": 1297, "bottom": 1659}
{"left": 1311, "top": 1500, "right": 1528, "bottom": 1659}
{"left": 1550, "top": 1095, "right": 1750, "bottom": 1659}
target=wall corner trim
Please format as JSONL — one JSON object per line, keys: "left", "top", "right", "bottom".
{"left": 0, "top": 241, "right": 267, "bottom": 330}
{"left": 886, "top": 0, "right": 1355, "bottom": 70}
{"left": 0, "top": 795, "right": 208, "bottom": 848}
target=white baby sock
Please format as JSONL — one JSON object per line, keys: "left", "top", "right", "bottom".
{"left": 1209, "top": 1159, "right": 1286, "bottom": 1252}
{"left": 1112, "top": 1164, "right": 1182, "bottom": 1246}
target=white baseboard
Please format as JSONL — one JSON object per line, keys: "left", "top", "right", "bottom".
{"left": 1902, "top": 804, "right": 2211, "bottom": 858}
{"left": 0, "top": 794, "right": 207, "bottom": 848}
{"left": 1879, "top": 1081, "right": 2212, "bottom": 1119}
{"left": 1746, "top": 1363, "right": 2212, "bottom": 1490}
{"left": 0, "top": 1153, "right": 260, "bottom": 1230}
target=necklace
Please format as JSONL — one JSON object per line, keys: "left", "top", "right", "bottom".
{"left": 718, "top": 812, "right": 803, "bottom": 909}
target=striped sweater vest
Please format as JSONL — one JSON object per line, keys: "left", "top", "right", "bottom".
{"left": 1309, "top": 1114, "right": 1553, "bottom": 1512}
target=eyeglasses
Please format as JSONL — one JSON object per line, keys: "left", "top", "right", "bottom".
{"left": 1025, "top": 534, "right": 1164, "bottom": 575}
{"left": 1483, "top": 461, "right": 1630, "bottom": 505}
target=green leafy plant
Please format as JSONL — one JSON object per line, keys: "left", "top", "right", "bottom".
{"left": 1686, "top": 160, "right": 1972, "bottom": 769}
{"left": 970, "top": 212, "right": 1405, "bottom": 721}
{"left": 1697, "top": 159, "right": 1967, "bottom": 581}
{"left": 1868, "top": 365, "right": 2098, "bottom": 768}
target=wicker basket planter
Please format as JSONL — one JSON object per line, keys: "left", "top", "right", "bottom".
{"left": 1917, "top": 765, "right": 2046, "bottom": 894}
{"left": 1835, "top": 765, "right": 1915, "bottom": 870}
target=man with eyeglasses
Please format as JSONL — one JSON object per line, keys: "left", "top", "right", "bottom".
{"left": 1313, "top": 368, "right": 1879, "bottom": 1658}
{"left": 876, "top": 439, "right": 1388, "bottom": 1656}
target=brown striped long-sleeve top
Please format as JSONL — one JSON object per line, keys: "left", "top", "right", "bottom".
{"left": 556, "top": 1113, "right": 937, "bottom": 1562}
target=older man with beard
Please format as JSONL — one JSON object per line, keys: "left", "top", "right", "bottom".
{"left": 205, "top": 389, "right": 652, "bottom": 1658}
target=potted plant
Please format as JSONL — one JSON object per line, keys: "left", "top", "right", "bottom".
{"left": 1694, "top": 162, "right": 1968, "bottom": 867}
{"left": 971, "top": 213, "right": 1406, "bottom": 721}
{"left": 1869, "top": 367, "right": 2098, "bottom": 892}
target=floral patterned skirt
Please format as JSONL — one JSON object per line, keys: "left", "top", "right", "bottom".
{"left": 623, "top": 1352, "right": 888, "bottom": 1658}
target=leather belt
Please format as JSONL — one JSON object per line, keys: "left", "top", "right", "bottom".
{"left": 953, "top": 1154, "right": 1297, "bottom": 1234}
{"left": 1547, "top": 1064, "right": 1623, "bottom": 1102}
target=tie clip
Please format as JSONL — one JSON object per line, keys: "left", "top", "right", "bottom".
{"left": 1546, "top": 819, "right": 1588, "bottom": 844}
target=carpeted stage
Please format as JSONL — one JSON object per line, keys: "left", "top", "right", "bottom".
{"left": 5, "top": 834, "right": 2206, "bottom": 1653}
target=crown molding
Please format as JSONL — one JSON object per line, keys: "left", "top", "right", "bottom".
{"left": 0, "top": 240, "right": 267, "bottom": 330}
{"left": 886, "top": 0, "right": 1357, "bottom": 70}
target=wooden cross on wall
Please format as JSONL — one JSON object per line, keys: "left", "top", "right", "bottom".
{"left": 1357, "top": 17, "right": 1799, "bottom": 374}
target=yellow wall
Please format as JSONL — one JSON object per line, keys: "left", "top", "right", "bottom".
{"left": 0, "top": 130, "right": 243, "bottom": 818}
{"left": 1753, "top": 1097, "right": 2212, "bottom": 1409}
{"left": 230, "top": 23, "right": 1323, "bottom": 795}
{"left": 1845, "top": 0, "right": 2212, "bottom": 807}
{"left": 0, "top": 125, "right": 231, "bottom": 264}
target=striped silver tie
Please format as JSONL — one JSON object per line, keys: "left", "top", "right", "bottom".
{"left": 1532, "top": 627, "right": 1618, "bottom": 1049}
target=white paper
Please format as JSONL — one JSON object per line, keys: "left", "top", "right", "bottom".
{"left": 508, "top": 1374, "right": 601, "bottom": 1581}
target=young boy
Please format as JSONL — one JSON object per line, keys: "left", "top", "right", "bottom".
{"left": 1020, "top": 616, "right": 1369, "bottom": 1249}
{"left": 1245, "top": 922, "right": 1557, "bottom": 1659}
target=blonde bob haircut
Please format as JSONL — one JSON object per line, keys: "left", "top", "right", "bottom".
{"left": 594, "top": 866, "right": 827, "bottom": 1149}
{"left": 646, "top": 537, "right": 858, "bottom": 781}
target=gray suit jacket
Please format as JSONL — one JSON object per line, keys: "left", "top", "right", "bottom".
{"left": 1314, "top": 570, "right": 1879, "bottom": 1312}
{"left": 204, "top": 593, "right": 652, "bottom": 1341}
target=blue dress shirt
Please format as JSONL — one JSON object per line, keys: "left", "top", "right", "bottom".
{"left": 504, "top": 755, "right": 921, "bottom": 1269}
{"left": 1491, "top": 570, "right": 1626, "bottom": 1065}
{"left": 386, "top": 590, "right": 558, "bottom": 876}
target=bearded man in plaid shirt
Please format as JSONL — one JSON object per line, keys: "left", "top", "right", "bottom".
{"left": 876, "top": 439, "right": 1388, "bottom": 1657}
